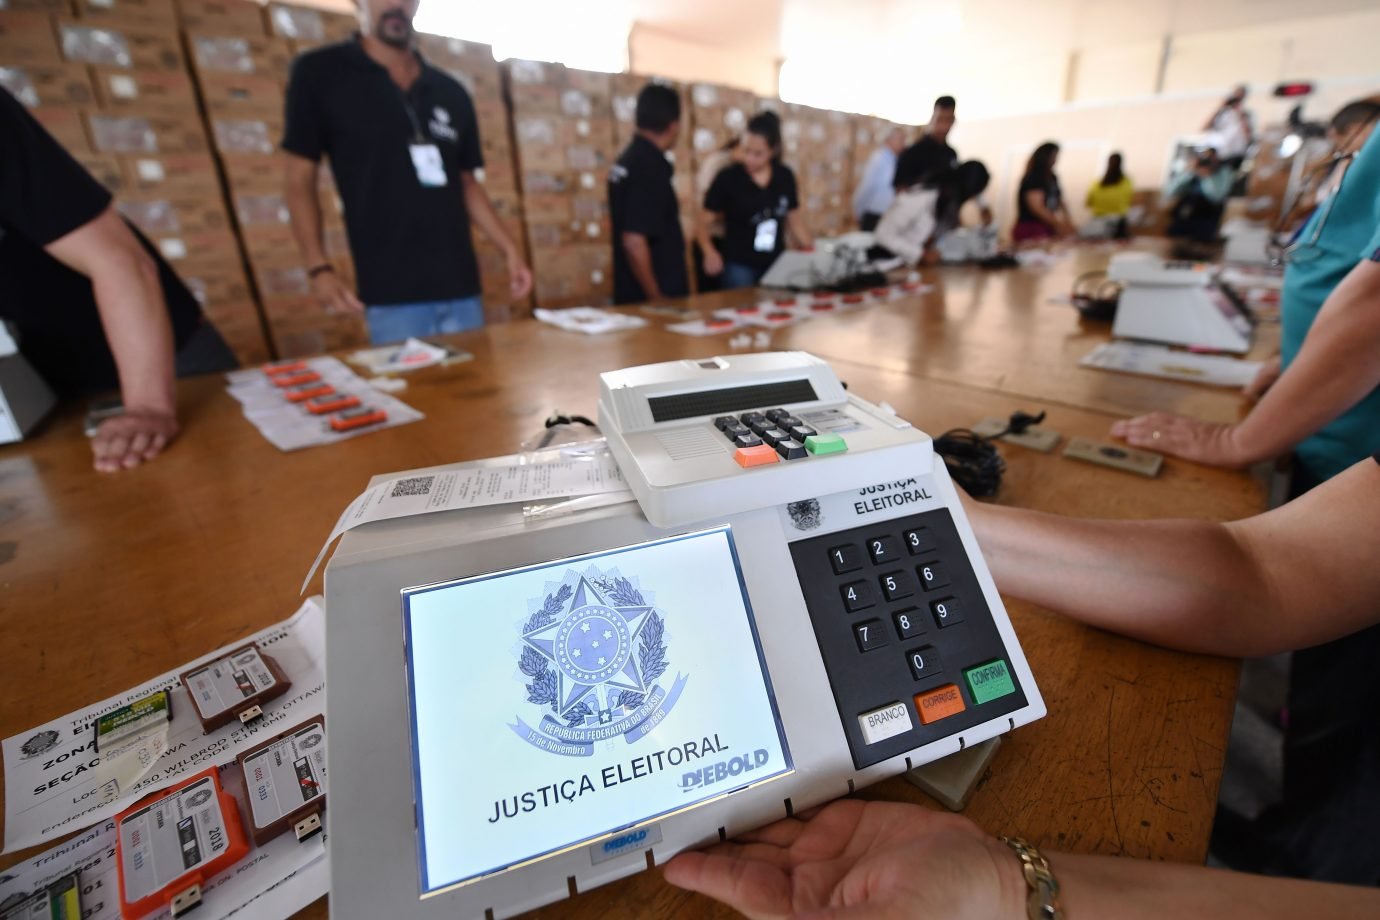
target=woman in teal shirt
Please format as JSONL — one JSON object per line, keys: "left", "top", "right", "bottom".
{"left": 1111, "top": 98, "right": 1380, "bottom": 486}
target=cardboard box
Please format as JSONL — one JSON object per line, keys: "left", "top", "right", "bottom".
{"left": 0, "top": 0, "right": 72, "bottom": 11}
{"left": 178, "top": 258, "right": 252, "bottom": 304}
{"left": 189, "top": 33, "right": 292, "bottom": 76}
{"left": 210, "top": 115, "right": 280, "bottom": 155}
{"left": 117, "top": 150, "right": 218, "bottom": 192}
{"left": 73, "top": 150, "right": 124, "bottom": 190}
{"left": 238, "top": 220, "right": 297, "bottom": 262}
{"left": 174, "top": 0, "right": 265, "bottom": 35}
{"left": 32, "top": 105, "right": 91, "bottom": 153}
{"left": 0, "top": 11, "right": 62, "bottom": 65}
{"left": 417, "top": 34, "right": 491, "bottom": 70}
{"left": 117, "top": 190, "right": 230, "bottom": 236}
{"left": 88, "top": 109, "right": 206, "bottom": 153}
{"left": 266, "top": 310, "right": 368, "bottom": 358}
{"left": 72, "top": 0, "right": 177, "bottom": 26}
{"left": 505, "top": 58, "right": 564, "bottom": 90}
{"left": 0, "top": 61, "right": 94, "bottom": 106}
{"left": 91, "top": 66, "right": 196, "bottom": 109}
{"left": 150, "top": 227, "right": 238, "bottom": 263}
{"left": 59, "top": 20, "right": 183, "bottom": 69}
{"left": 198, "top": 70, "right": 283, "bottom": 115}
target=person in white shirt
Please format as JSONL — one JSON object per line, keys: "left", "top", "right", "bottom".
{"left": 852, "top": 127, "right": 905, "bottom": 231}
{"left": 872, "top": 160, "right": 989, "bottom": 266}
{"left": 1204, "top": 85, "right": 1254, "bottom": 168}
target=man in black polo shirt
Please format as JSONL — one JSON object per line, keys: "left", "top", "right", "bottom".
{"left": 890, "top": 95, "right": 992, "bottom": 236}
{"left": 282, "top": 0, "right": 531, "bottom": 344}
{"left": 0, "top": 87, "right": 236, "bottom": 473}
{"left": 608, "top": 83, "right": 688, "bottom": 305}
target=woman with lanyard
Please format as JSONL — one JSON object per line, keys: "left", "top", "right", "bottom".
{"left": 1108, "top": 96, "right": 1380, "bottom": 883}
{"left": 697, "top": 112, "right": 813, "bottom": 290}
{"left": 1011, "top": 141, "right": 1073, "bottom": 243}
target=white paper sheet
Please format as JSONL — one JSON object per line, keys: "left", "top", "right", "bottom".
{"left": 301, "top": 452, "right": 633, "bottom": 592}
{"left": 3, "top": 600, "right": 325, "bottom": 854}
{"left": 533, "top": 308, "right": 647, "bottom": 334}
{"left": 0, "top": 795, "right": 327, "bottom": 920}
{"left": 1081, "top": 341, "right": 1262, "bottom": 388}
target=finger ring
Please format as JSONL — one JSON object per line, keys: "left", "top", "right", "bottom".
{"left": 1152, "top": 430, "right": 1161, "bottom": 440}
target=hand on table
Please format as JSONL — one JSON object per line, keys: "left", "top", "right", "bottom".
{"left": 663, "top": 799, "right": 1019, "bottom": 920}
{"left": 91, "top": 408, "right": 179, "bottom": 473}
{"left": 311, "top": 270, "right": 364, "bottom": 314}
{"left": 1110, "top": 411, "right": 1244, "bottom": 468}
{"left": 1243, "top": 355, "right": 1282, "bottom": 401}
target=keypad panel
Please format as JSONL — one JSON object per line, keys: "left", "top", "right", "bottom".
{"left": 788, "top": 507, "right": 1028, "bottom": 769}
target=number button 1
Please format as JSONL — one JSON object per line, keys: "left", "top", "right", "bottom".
{"left": 907, "top": 645, "right": 943, "bottom": 680}
{"left": 868, "top": 535, "right": 899, "bottom": 564}
{"left": 931, "top": 597, "right": 965, "bottom": 628}
{"left": 853, "top": 619, "right": 888, "bottom": 652}
{"left": 894, "top": 608, "right": 924, "bottom": 639}
{"left": 840, "top": 581, "right": 875, "bottom": 612}
{"left": 829, "top": 544, "right": 863, "bottom": 574}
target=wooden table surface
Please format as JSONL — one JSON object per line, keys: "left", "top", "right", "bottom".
{"left": 0, "top": 248, "right": 1269, "bottom": 918}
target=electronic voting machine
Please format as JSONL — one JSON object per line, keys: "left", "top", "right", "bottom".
{"left": 324, "top": 351, "right": 1045, "bottom": 919}
{"left": 1108, "top": 252, "right": 1255, "bottom": 353}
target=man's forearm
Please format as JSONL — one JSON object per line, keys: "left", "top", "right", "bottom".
{"left": 621, "top": 234, "right": 661, "bottom": 300}
{"left": 285, "top": 180, "right": 328, "bottom": 266}
{"left": 1229, "top": 261, "right": 1380, "bottom": 463}
{"left": 463, "top": 179, "right": 519, "bottom": 257}
{"left": 91, "top": 245, "right": 176, "bottom": 413}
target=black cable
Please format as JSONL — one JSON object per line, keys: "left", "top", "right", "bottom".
{"left": 933, "top": 410, "right": 1046, "bottom": 497}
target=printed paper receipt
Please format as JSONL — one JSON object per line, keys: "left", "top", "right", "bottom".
{"left": 302, "top": 454, "right": 632, "bottom": 591}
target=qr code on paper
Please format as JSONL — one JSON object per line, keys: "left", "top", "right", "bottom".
{"left": 390, "top": 476, "right": 435, "bottom": 498}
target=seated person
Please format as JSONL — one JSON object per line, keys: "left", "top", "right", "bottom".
{"left": 0, "top": 87, "right": 237, "bottom": 472}
{"left": 1083, "top": 152, "right": 1134, "bottom": 239}
{"left": 1012, "top": 141, "right": 1072, "bottom": 242}
{"left": 1166, "top": 148, "right": 1233, "bottom": 243}
{"left": 667, "top": 453, "right": 1380, "bottom": 914}
{"left": 870, "top": 161, "right": 990, "bottom": 266}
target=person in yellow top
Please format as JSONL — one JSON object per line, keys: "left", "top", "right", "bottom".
{"left": 1084, "top": 152, "right": 1134, "bottom": 239}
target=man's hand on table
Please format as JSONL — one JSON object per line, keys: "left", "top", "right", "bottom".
{"left": 1111, "top": 411, "right": 1245, "bottom": 468}
{"left": 91, "top": 407, "right": 179, "bottom": 473}
{"left": 663, "top": 799, "right": 1021, "bottom": 920}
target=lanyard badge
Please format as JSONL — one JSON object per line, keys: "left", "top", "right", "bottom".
{"left": 409, "top": 143, "right": 448, "bottom": 187}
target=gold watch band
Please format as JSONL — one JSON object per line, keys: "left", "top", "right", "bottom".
{"left": 1001, "top": 836, "right": 1065, "bottom": 920}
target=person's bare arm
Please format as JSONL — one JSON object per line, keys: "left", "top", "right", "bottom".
{"left": 786, "top": 210, "right": 813, "bottom": 249}
{"left": 695, "top": 209, "right": 724, "bottom": 275}
{"left": 620, "top": 232, "right": 662, "bottom": 301}
{"left": 44, "top": 207, "right": 177, "bottom": 472}
{"left": 460, "top": 172, "right": 532, "bottom": 299}
{"left": 1113, "top": 261, "right": 1380, "bottom": 465}
{"left": 284, "top": 151, "right": 361, "bottom": 313}
{"left": 1022, "top": 188, "right": 1061, "bottom": 228}
{"left": 964, "top": 457, "right": 1380, "bottom": 657}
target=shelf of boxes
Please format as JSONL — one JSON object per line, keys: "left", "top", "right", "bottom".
{"left": 184, "top": 0, "right": 367, "bottom": 358}
{"left": 0, "top": 1, "right": 272, "bottom": 365}
{"left": 781, "top": 104, "right": 853, "bottom": 238}
{"left": 418, "top": 34, "right": 530, "bottom": 324}
{"left": 507, "top": 59, "right": 616, "bottom": 309}
{"left": 611, "top": 72, "right": 697, "bottom": 292}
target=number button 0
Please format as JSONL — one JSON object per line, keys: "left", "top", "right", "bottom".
{"left": 879, "top": 569, "right": 916, "bottom": 601}
{"left": 894, "top": 608, "right": 924, "bottom": 639}
{"left": 868, "top": 535, "right": 899, "bottom": 564}
{"left": 853, "top": 619, "right": 888, "bottom": 652}
{"left": 931, "top": 597, "right": 965, "bottom": 628}
{"left": 829, "top": 544, "right": 864, "bottom": 574}
{"left": 918, "top": 562, "right": 950, "bottom": 590}
{"left": 840, "top": 581, "right": 875, "bottom": 612}
{"left": 907, "top": 645, "right": 943, "bottom": 680}
{"left": 904, "top": 527, "right": 937, "bottom": 555}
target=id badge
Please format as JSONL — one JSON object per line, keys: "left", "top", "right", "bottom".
{"left": 409, "top": 143, "right": 448, "bottom": 188}
{"left": 754, "top": 217, "right": 779, "bottom": 253}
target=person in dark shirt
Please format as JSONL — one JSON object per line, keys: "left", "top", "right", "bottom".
{"left": 282, "top": 0, "right": 531, "bottom": 344}
{"left": 893, "top": 96, "right": 958, "bottom": 191}
{"left": 0, "top": 87, "right": 235, "bottom": 472}
{"left": 1012, "top": 141, "right": 1072, "bottom": 243}
{"left": 608, "top": 83, "right": 688, "bottom": 305}
{"left": 696, "top": 112, "right": 813, "bottom": 290}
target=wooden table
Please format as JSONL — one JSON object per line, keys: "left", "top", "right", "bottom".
{"left": 0, "top": 252, "right": 1267, "bottom": 918}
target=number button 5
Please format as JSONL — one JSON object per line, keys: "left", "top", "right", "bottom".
{"left": 879, "top": 569, "right": 916, "bottom": 600}
{"left": 853, "top": 619, "right": 888, "bottom": 652}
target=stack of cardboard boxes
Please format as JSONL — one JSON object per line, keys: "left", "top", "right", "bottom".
{"left": 183, "top": 0, "right": 366, "bottom": 357}
{"left": 0, "top": 0, "right": 271, "bottom": 364}
{"left": 507, "top": 60, "right": 615, "bottom": 308}
{"left": 787, "top": 105, "right": 854, "bottom": 237}
{"left": 610, "top": 72, "right": 697, "bottom": 290}
{"left": 419, "top": 34, "right": 529, "bottom": 323}
{"left": 687, "top": 81, "right": 754, "bottom": 190}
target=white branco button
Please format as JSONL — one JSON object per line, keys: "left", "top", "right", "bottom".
{"left": 858, "top": 702, "right": 912, "bottom": 744}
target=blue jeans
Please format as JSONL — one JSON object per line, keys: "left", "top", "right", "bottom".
{"left": 720, "top": 261, "right": 765, "bottom": 291}
{"left": 365, "top": 296, "right": 484, "bottom": 345}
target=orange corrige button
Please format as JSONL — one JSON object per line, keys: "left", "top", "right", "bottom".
{"left": 734, "top": 445, "right": 779, "bottom": 468}
{"left": 915, "top": 683, "right": 966, "bottom": 724}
